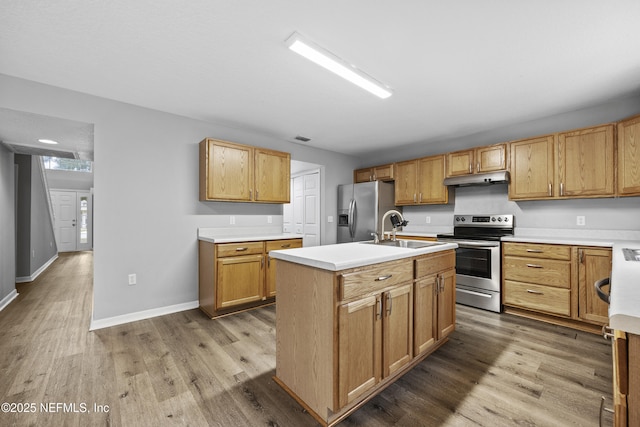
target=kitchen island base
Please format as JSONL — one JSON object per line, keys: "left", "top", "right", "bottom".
{"left": 272, "top": 248, "right": 456, "bottom": 426}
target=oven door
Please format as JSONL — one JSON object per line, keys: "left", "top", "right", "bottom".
{"left": 438, "top": 239, "right": 501, "bottom": 292}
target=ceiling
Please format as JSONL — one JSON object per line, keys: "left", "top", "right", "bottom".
{"left": 2, "top": 0, "right": 640, "bottom": 159}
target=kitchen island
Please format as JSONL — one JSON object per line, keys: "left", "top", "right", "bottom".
{"left": 269, "top": 240, "right": 457, "bottom": 426}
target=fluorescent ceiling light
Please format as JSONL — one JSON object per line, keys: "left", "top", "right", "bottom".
{"left": 38, "top": 139, "right": 59, "bottom": 144}
{"left": 286, "top": 32, "right": 392, "bottom": 99}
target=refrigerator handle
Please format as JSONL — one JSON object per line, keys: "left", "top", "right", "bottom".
{"left": 348, "top": 199, "right": 356, "bottom": 238}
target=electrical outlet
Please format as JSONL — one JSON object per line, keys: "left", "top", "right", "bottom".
{"left": 128, "top": 274, "right": 137, "bottom": 285}
{"left": 327, "top": 216, "right": 334, "bottom": 223}
{"left": 425, "top": 216, "right": 431, "bottom": 224}
{"left": 267, "top": 215, "right": 272, "bottom": 224}
{"left": 576, "top": 216, "right": 586, "bottom": 226}
{"left": 230, "top": 216, "right": 236, "bottom": 225}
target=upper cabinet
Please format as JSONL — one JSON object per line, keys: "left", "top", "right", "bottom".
{"left": 509, "top": 124, "right": 615, "bottom": 201}
{"left": 617, "top": 114, "right": 640, "bottom": 196}
{"left": 509, "top": 135, "right": 555, "bottom": 200}
{"left": 446, "top": 143, "right": 507, "bottom": 177}
{"left": 395, "top": 155, "right": 448, "bottom": 205}
{"left": 557, "top": 124, "right": 615, "bottom": 198}
{"left": 199, "top": 138, "right": 290, "bottom": 203}
{"left": 354, "top": 163, "right": 394, "bottom": 183}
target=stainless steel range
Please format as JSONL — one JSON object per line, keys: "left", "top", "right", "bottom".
{"left": 437, "top": 214, "right": 514, "bottom": 313}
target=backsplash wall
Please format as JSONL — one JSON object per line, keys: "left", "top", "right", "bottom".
{"left": 402, "top": 184, "right": 640, "bottom": 239}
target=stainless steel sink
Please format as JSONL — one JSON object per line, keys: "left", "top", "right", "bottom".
{"left": 623, "top": 248, "right": 640, "bottom": 261}
{"left": 361, "top": 239, "right": 444, "bottom": 249}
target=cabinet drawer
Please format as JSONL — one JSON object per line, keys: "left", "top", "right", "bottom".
{"left": 503, "top": 256, "right": 570, "bottom": 288}
{"left": 415, "top": 250, "right": 455, "bottom": 279}
{"left": 504, "top": 281, "right": 571, "bottom": 317}
{"left": 340, "top": 260, "right": 412, "bottom": 301}
{"left": 265, "top": 239, "right": 302, "bottom": 252}
{"left": 503, "top": 242, "right": 571, "bottom": 260}
{"left": 216, "top": 241, "right": 264, "bottom": 257}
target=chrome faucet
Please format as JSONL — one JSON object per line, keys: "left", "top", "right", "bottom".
{"left": 381, "top": 209, "right": 408, "bottom": 241}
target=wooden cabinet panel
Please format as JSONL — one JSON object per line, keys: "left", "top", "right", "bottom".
{"left": 354, "top": 164, "right": 394, "bottom": 183}
{"left": 509, "top": 135, "right": 555, "bottom": 200}
{"left": 578, "top": 247, "right": 611, "bottom": 325}
{"left": 502, "top": 242, "right": 571, "bottom": 260}
{"left": 557, "top": 124, "right": 615, "bottom": 197}
{"left": 503, "top": 256, "right": 571, "bottom": 288}
{"left": 437, "top": 269, "right": 456, "bottom": 339}
{"left": 476, "top": 144, "right": 507, "bottom": 173}
{"left": 417, "top": 155, "right": 448, "bottom": 204}
{"left": 202, "top": 139, "right": 253, "bottom": 201}
{"left": 338, "top": 295, "right": 381, "bottom": 408}
{"left": 383, "top": 284, "right": 413, "bottom": 377}
{"left": 199, "top": 138, "right": 290, "bottom": 203}
{"left": 216, "top": 254, "right": 264, "bottom": 309}
{"left": 266, "top": 239, "right": 303, "bottom": 297}
{"left": 216, "top": 241, "right": 264, "bottom": 257}
{"left": 414, "top": 275, "right": 436, "bottom": 356}
{"left": 503, "top": 280, "right": 571, "bottom": 317}
{"left": 618, "top": 114, "right": 640, "bottom": 196}
{"left": 447, "top": 150, "right": 473, "bottom": 177}
{"left": 254, "top": 148, "right": 290, "bottom": 202}
{"left": 340, "top": 260, "right": 413, "bottom": 301}
{"left": 354, "top": 168, "right": 374, "bottom": 183}
{"left": 415, "top": 250, "right": 455, "bottom": 278}
{"left": 394, "top": 159, "right": 419, "bottom": 204}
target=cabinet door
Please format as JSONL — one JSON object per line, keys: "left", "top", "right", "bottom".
{"left": 382, "top": 284, "right": 413, "bottom": 377}
{"left": 216, "top": 255, "right": 264, "bottom": 309}
{"left": 373, "top": 164, "right": 394, "bottom": 181}
{"left": 354, "top": 167, "right": 373, "bottom": 183}
{"left": 446, "top": 150, "right": 473, "bottom": 177}
{"left": 338, "top": 295, "right": 381, "bottom": 408}
{"left": 437, "top": 269, "right": 456, "bottom": 340}
{"left": 265, "top": 239, "right": 302, "bottom": 297}
{"left": 477, "top": 144, "right": 507, "bottom": 173}
{"left": 394, "top": 160, "right": 418, "bottom": 205}
{"left": 618, "top": 114, "right": 640, "bottom": 196}
{"left": 417, "top": 155, "right": 448, "bottom": 204}
{"left": 557, "top": 124, "right": 615, "bottom": 197}
{"left": 254, "top": 148, "right": 290, "bottom": 202}
{"left": 206, "top": 140, "right": 254, "bottom": 201}
{"left": 509, "top": 135, "right": 555, "bottom": 200}
{"left": 578, "top": 248, "right": 611, "bottom": 325}
{"left": 414, "top": 276, "right": 436, "bottom": 356}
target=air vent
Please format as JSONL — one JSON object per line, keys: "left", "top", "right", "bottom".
{"left": 294, "top": 135, "right": 311, "bottom": 142}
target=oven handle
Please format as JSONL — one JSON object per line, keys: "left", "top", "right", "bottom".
{"left": 438, "top": 239, "right": 500, "bottom": 248}
{"left": 457, "top": 288, "right": 493, "bottom": 298}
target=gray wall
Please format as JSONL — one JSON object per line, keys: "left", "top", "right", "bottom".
{"left": 0, "top": 74, "right": 359, "bottom": 322}
{"left": 14, "top": 154, "right": 58, "bottom": 278}
{"left": 0, "top": 145, "right": 15, "bottom": 303}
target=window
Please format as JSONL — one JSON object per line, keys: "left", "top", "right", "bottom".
{"left": 42, "top": 156, "right": 93, "bottom": 172}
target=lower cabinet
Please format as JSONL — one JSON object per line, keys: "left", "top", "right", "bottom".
{"left": 275, "top": 250, "right": 456, "bottom": 426}
{"left": 502, "top": 242, "right": 611, "bottom": 330}
{"left": 198, "top": 237, "right": 302, "bottom": 318}
{"left": 609, "top": 330, "right": 639, "bottom": 426}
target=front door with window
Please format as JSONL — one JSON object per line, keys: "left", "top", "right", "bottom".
{"left": 50, "top": 190, "right": 92, "bottom": 252}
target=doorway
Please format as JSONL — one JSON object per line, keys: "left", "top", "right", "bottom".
{"left": 284, "top": 168, "right": 321, "bottom": 247}
{"left": 50, "top": 190, "right": 93, "bottom": 252}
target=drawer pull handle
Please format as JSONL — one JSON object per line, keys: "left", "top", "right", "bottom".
{"left": 281, "top": 244, "right": 291, "bottom": 248}
{"left": 602, "top": 325, "right": 614, "bottom": 340}
{"left": 526, "top": 249, "right": 544, "bottom": 253}
{"left": 526, "top": 264, "right": 543, "bottom": 268}
{"left": 235, "top": 247, "right": 248, "bottom": 251}
{"left": 375, "top": 275, "right": 393, "bottom": 281}
{"left": 527, "top": 289, "right": 544, "bottom": 295}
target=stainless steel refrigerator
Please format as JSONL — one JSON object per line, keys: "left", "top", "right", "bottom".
{"left": 337, "top": 181, "right": 398, "bottom": 243}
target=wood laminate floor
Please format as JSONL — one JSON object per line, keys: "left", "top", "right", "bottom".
{"left": 0, "top": 252, "right": 614, "bottom": 426}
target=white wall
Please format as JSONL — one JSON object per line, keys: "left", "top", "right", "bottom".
{"left": 0, "top": 145, "right": 16, "bottom": 306}
{"left": 0, "top": 74, "right": 359, "bottom": 322}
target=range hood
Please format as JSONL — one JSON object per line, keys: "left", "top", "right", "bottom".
{"left": 443, "top": 170, "right": 510, "bottom": 187}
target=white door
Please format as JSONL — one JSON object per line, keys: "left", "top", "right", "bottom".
{"left": 293, "top": 176, "right": 304, "bottom": 235}
{"left": 302, "top": 172, "right": 320, "bottom": 247}
{"left": 50, "top": 190, "right": 92, "bottom": 252}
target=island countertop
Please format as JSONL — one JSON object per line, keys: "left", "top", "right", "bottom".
{"left": 269, "top": 241, "right": 458, "bottom": 271}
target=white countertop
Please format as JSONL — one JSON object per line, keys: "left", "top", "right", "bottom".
{"left": 197, "top": 227, "right": 302, "bottom": 244}
{"left": 269, "top": 241, "right": 457, "bottom": 271}
{"left": 503, "top": 234, "right": 640, "bottom": 335}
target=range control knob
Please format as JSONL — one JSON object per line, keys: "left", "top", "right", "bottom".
{"left": 504, "top": 217, "right": 509, "bottom": 222}
{"left": 491, "top": 217, "right": 496, "bottom": 222}
{"left": 497, "top": 217, "right": 503, "bottom": 222}
{"left": 460, "top": 217, "right": 466, "bottom": 222}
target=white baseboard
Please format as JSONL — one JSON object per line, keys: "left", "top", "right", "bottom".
{"left": 0, "top": 290, "right": 19, "bottom": 312}
{"left": 89, "top": 300, "right": 200, "bottom": 331}
{"left": 16, "top": 253, "right": 59, "bottom": 283}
